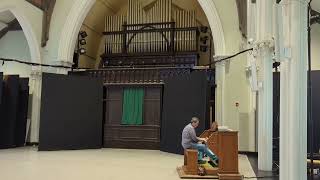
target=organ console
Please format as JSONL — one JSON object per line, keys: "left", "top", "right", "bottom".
{"left": 178, "top": 123, "right": 243, "bottom": 179}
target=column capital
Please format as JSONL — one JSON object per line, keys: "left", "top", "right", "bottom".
{"left": 52, "top": 60, "right": 73, "bottom": 67}
{"left": 30, "top": 70, "right": 42, "bottom": 78}
{"left": 252, "top": 39, "right": 275, "bottom": 58}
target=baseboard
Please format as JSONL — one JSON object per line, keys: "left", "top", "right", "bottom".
{"left": 25, "top": 142, "right": 39, "bottom": 146}
{"left": 238, "top": 151, "right": 258, "bottom": 156}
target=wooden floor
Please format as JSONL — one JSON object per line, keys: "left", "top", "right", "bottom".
{"left": 0, "top": 147, "right": 256, "bottom": 180}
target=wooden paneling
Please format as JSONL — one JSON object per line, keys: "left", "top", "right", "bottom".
{"left": 104, "top": 86, "right": 161, "bottom": 149}
{"left": 105, "top": 87, "right": 122, "bottom": 124}
{"left": 191, "top": 130, "right": 239, "bottom": 176}
{"left": 144, "top": 87, "right": 161, "bottom": 125}
{"left": 218, "top": 132, "right": 239, "bottom": 174}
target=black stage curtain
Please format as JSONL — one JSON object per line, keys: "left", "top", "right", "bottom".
{"left": 39, "top": 73, "right": 103, "bottom": 151}
{"left": 0, "top": 75, "right": 20, "bottom": 148}
{"left": 160, "top": 71, "right": 210, "bottom": 154}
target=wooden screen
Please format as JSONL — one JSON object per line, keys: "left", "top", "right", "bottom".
{"left": 104, "top": 85, "right": 161, "bottom": 149}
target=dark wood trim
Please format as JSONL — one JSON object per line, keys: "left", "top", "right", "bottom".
{"left": 235, "top": 0, "right": 247, "bottom": 38}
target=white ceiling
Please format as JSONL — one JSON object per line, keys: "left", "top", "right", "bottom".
{"left": 312, "top": 1, "right": 320, "bottom": 12}
{"left": 0, "top": 10, "right": 15, "bottom": 24}
{"left": 0, "top": 22, "right": 7, "bottom": 31}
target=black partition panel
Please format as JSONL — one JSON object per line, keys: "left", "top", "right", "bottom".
{"left": 272, "top": 71, "right": 320, "bottom": 154}
{"left": 160, "top": 71, "right": 209, "bottom": 154}
{"left": 273, "top": 72, "right": 280, "bottom": 162}
{"left": 0, "top": 73, "right": 3, "bottom": 104}
{"left": 308, "top": 71, "right": 320, "bottom": 153}
{"left": 0, "top": 75, "right": 20, "bottom": 148}
{"left": 39, "top": 73, "right": 103, "bottom": 151}
{"left": 15, "top": 78, "right": 29, "bottom": 147}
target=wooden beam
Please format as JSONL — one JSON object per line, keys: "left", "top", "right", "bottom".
{"left": 235, "top": 0, "right": 247, "bottom": 38}
{"left": 41, "top": 0, "right": 56, "bottom": 47}
{"left": 25, "top": 0, "right": 45, "bottom": 10}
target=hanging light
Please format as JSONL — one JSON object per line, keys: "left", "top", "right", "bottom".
{"left": 200, "top": 26, "right": 208, "bottom": 33}
{"left": 79, "top": 38, "right": 86, "bottom": 45}
{"left": 200, "top": 36, "right": 209, "bottom": 44}
{"left": 79, "top": 31, "right": 88, "bottom": 38}
{"left": 79, "top": 48, "right": 86, "bottom": 54}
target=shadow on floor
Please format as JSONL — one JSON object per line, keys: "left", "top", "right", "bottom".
{"left": 245, "top": 153, "right": 279, "bottom": 180}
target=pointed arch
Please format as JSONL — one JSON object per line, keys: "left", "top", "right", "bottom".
{"left": 0, "top": 6, "right": 41, "bottom": 64}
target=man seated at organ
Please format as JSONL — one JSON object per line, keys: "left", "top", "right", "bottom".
{"left": 181, "top": 117, "right": 218, "bottom": 166}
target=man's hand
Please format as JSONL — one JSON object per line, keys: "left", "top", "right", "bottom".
{"left": 199, "top": 137, "right": 208, "bottom": 143}
{"left": 197, "top": 137, "right": 209, "bottom": 143}
{"left": 203, "top": 137, "right": 208, "bottom": 143}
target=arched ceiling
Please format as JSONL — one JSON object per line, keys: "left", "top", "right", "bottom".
{"left": 0, "top": 11, "right": 15, "bottom": 31}
{"left": 312, "top": 1, "right": 320, "bottom": 12}
{"left": 84, "top": 0, "right": 210, "bottom": 33}
{"left": 0, "top": 11, "right": 22, "bottom": 39}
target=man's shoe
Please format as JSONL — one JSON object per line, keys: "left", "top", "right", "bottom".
{"left": 208, "top": 159, "right": 218, "bottom": 167}
{"left": 198, "top": 160, "right": 207, "bottom": 164}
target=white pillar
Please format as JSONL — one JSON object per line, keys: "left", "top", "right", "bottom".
{"left": 256, "top": 0, "right": 274, "bottom": 171}
{"left": 29, "top": 70, "right": 42, "bottom": 143}
{"left": 214, "top": 56, "right": 227, "bottom": 126}
{"left": 247, "top": 0, "right": 257, "bottom": 152}
{"left": 280, "top": 0, "right": 308, "bottom": 179}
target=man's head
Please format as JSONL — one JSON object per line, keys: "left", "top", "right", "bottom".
{"left": 190, "top": 117, "right": 200, "bottom": 128}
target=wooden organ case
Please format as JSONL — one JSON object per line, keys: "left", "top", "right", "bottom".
{"left": 73, "top": 0, "right": 214, "bottom": 150}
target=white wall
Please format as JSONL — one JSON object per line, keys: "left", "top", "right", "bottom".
{"left": 213, "top": 0, "right": 254, "bottom": 151}
{"left": 43, "top": 0, "right": 77, "bottom": 64}
{"left": 0, "top": 31, "right": 32, "bottom": 77}
{"left": 311, "top": 24, "right": 320, "bottom": 70}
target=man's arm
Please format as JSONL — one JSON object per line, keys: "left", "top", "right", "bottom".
{"left": 190, "top": 128, "right": 208, "bottom": 142}
{"left": 197, "top": 137, "right": 208, "bottom": 142}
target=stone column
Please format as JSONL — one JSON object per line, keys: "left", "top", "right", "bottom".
{"left": 29, "top": 70, "right": 42, "bottom": 143}
{"left": 280, "top": 0, "right": 308, "bottom": 179}
{"left": 255, "top": 0, "right": 274, "bottom": 171}
{"left": 214, "top": 56, "right": 227, "bottom": 126}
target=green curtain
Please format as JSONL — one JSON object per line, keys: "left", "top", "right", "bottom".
{"left": 121, "top": 88, "right": 144, "bottom": 125}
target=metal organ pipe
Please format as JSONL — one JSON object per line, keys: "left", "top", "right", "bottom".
{"left": 103, "top": 0, "right": 198, "bottom": 55}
